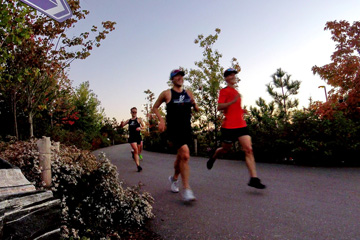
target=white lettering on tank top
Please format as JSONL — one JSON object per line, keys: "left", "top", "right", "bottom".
{"left": 174, "top": 94, "right": 190, "bottom": 104}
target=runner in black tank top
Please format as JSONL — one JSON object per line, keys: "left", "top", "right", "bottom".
{"left": 128, "top": 118, "right": 141, "bottom": 144}
{"left": 166, "top": 89, "right": 192, "bottom": 149}
{"left": 153, "top": 69, "right": 200, "bottom": 202}
{"left": 128, "top": 117, "right": 144, "bottom": 160}
{"left": 120, "top": 107, "right": 144, "bottom": 172}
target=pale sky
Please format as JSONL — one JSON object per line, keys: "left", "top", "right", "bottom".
{"left": 67, "top": 0, "right": 360, "bottom": 122}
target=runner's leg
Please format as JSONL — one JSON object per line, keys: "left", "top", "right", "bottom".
{"left": 238, "top": 135, "right": 257, "bottom": 177}
{"left": 212, "top": 142, "right": 232, "bottom": 159}
{"left": 177, "top": 144, "right": 190, "bottom": 189}
{"left": 138, "top": 140, "right": 143, "bottom": 159}
{"left": 139, "top": 141, "right": 143, "bottom": 154}
{"left": 130, "top": 142, "right": 140, "bottom": 168}
{"left": 173, "top": 154, "right": 181, "bottom": 180}
{"left": 207, "top": 142, "right": 232, "bottom": 169}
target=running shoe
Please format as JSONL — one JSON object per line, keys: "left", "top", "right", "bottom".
{"left": 137, "top": 165, "right": 142, "bottom": 172}
{"left": 248, "top": 177, "right": 266, "bottom": 189}
{"left": 182, "top": 188, "right": 196, "bottom": 202}
{"left": 168, "top": 176, "right": 179, "bottom": 193}
{"left": 207, "top": 158, "right": 215, "bottom": 170}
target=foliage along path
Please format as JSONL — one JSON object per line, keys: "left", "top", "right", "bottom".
{"left": 94, "top": 144, "right": 360, "bottom": 240}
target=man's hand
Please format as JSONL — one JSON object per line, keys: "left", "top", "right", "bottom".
{"left": 218, "top": 93, "right": 240, "bottom": 111}
{"left": 187, "top": 90, "right": 199, "bottom": 112}
{"left": 191, "top": 98, "right": 200, "bottom": 112}
{"left": 232, "top": 93, "right": 240, "bottom": 104}
{"left": 158, "top": 120, "right": 166, "bottom": 132}
{"left": 136, "top": 127, "right": 141, "bottom": 131}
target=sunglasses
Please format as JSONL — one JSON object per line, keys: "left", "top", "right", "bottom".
{"left": 131, "top": 111, "right": 137, "bottom": 113}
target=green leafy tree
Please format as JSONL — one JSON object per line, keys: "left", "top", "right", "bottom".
{"left": 0, "top": 1, "right": 33, "bottom": 138}
{"left": 185, "top": 28, "right": 241, "bottom": 144}
{"left": 0, "top": 0, "right": 32, "bottom": 75}
{"left": 143, "top": 89, "right": 156, "bottom": 132}
{"left": 246, "top": 97, "right": 282, "bottom": 160}
{"left": 100, "top": 117, "right": 122, "bottom": 146}
{"left": 246, "top": 69, "right": 300, "bottom": 162}
{"left": 266, "top": 68, "right": 301, "bottom": 119}
{"left": 0, "top": 0, "right": 116, "bottom": 138}
{"left": 44, "top": 71, "right": 75, "bottom": 129}
{"left": 32, "top": 70, "right": 75, "bottom": 140}
{"left": 71, "top": 81, "right": 104, "bottom": 145}
{"left": 248, "top": 97, "right": 276, "bottom": 124}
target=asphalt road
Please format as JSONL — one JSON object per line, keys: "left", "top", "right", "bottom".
{"left": 93, "top": 144, "right": 360, "bottom": 240}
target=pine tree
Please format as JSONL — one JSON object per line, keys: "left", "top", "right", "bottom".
{"left": 266, "top": 68, "right": 301, "bottom": 119}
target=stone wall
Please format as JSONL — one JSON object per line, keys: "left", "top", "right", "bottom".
{"left": 0, "top": 168, "right": 36, "bottom": 197}
{"left": 0, "top": 190, "right": 61, "bottom": 239}
{"left": 0, "top": 150, "right": 61, "bottom": 239}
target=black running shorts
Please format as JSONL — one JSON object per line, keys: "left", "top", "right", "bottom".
{"left": 128, "top": 135, "right": 142, "bottom": 145}
{"left": 167, "top": 128, "right": 192, "bottom": 150}
{"left": 221, "top": 127, "right": 250, "bottom": 144}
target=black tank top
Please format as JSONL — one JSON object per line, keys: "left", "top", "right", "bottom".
{"left": 166, "top": 89, "right": 192, "bottom": 131}
{"left": 128, "top": 118, "right": 140, "bottom": 138}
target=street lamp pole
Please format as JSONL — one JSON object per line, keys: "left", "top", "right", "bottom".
{"left": 318, "top": 86, "right": 328, "bottom": 101}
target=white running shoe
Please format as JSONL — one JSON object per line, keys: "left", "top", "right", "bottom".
{"left": 168, "top": 176, "right": 179, "bottom": 193}
{"left": 182, "top": 188, "right": 196, "bottom": 202}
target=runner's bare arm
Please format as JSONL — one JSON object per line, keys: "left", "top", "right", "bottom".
{"left": 217, "top": 93, "right": 240, "bottom": 111}
{"left": 137, "top": 118, "right": 145, "bottom": 131}
{"left": 120, "top": 119, "right": 130, "bottom": 128}
{"left": 152, "top": 90, "right": 169, "bottom": 132}
{"left": 186, "top": 90, "right": 200, "bottom": 112}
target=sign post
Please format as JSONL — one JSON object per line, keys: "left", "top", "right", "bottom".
{"left": 20, "top": 0, "right": 73, "bottom": 22}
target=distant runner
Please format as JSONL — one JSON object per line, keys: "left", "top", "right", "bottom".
{"left": 120, "top": 107, "right": 145, "bottom": 172}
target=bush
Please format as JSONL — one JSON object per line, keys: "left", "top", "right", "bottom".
{"left": 143, "top": 131, "right": 169, "bottom": 153}
{"left": 145, "top": 108, "right": 360, "bottom": 167}
{"left": 47, "top": 126, "right": 92, "bottom": 150}
{"left": 0, "top": 139, "right": 154, "bottom": 239}
{"left": 247, "top": 108, "right": 360, "bottom": 166}
{"left": 290, "top": 110, "right": 360, "bottom": 166}
{"left": 1, "top": 140, "right": 43, "bottom": 187}
{"left": 46, "top": 126, "right": 127, "bottom": 151}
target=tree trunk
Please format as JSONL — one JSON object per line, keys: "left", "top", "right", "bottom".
{"left": 280, "top": 79, "right": 287, "bottom": 115}
{"left": 11, "top": 93, "right": 19, "bottom": 140}
{"left": 146, "top": 104, "right": 149, "bottom": 133}
{"left": 50, "top": 113, "right": 53, "bottom": 128}
{"left": 13, "top": 103, "right": 19, "bottom": 140}
{"left": 214, "top": 109, "right": 218, "bottom": 147}
{"left": 29, "top": 111, "right": 34, "bottom": 138}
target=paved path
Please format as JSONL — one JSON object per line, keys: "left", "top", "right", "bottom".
{"left": 93, "top": 144, "right": 360, "bottom": 240}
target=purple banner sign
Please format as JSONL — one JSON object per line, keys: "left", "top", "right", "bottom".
{"left": 20, "top": 0, "right": 73, "bottom": 22}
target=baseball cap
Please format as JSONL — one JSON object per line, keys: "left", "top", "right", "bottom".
{"left": 170, "top": 69, "right": 185, "bottom": 80}
{"left": 224, "top": 68, "right": 238, "bottom": 77}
